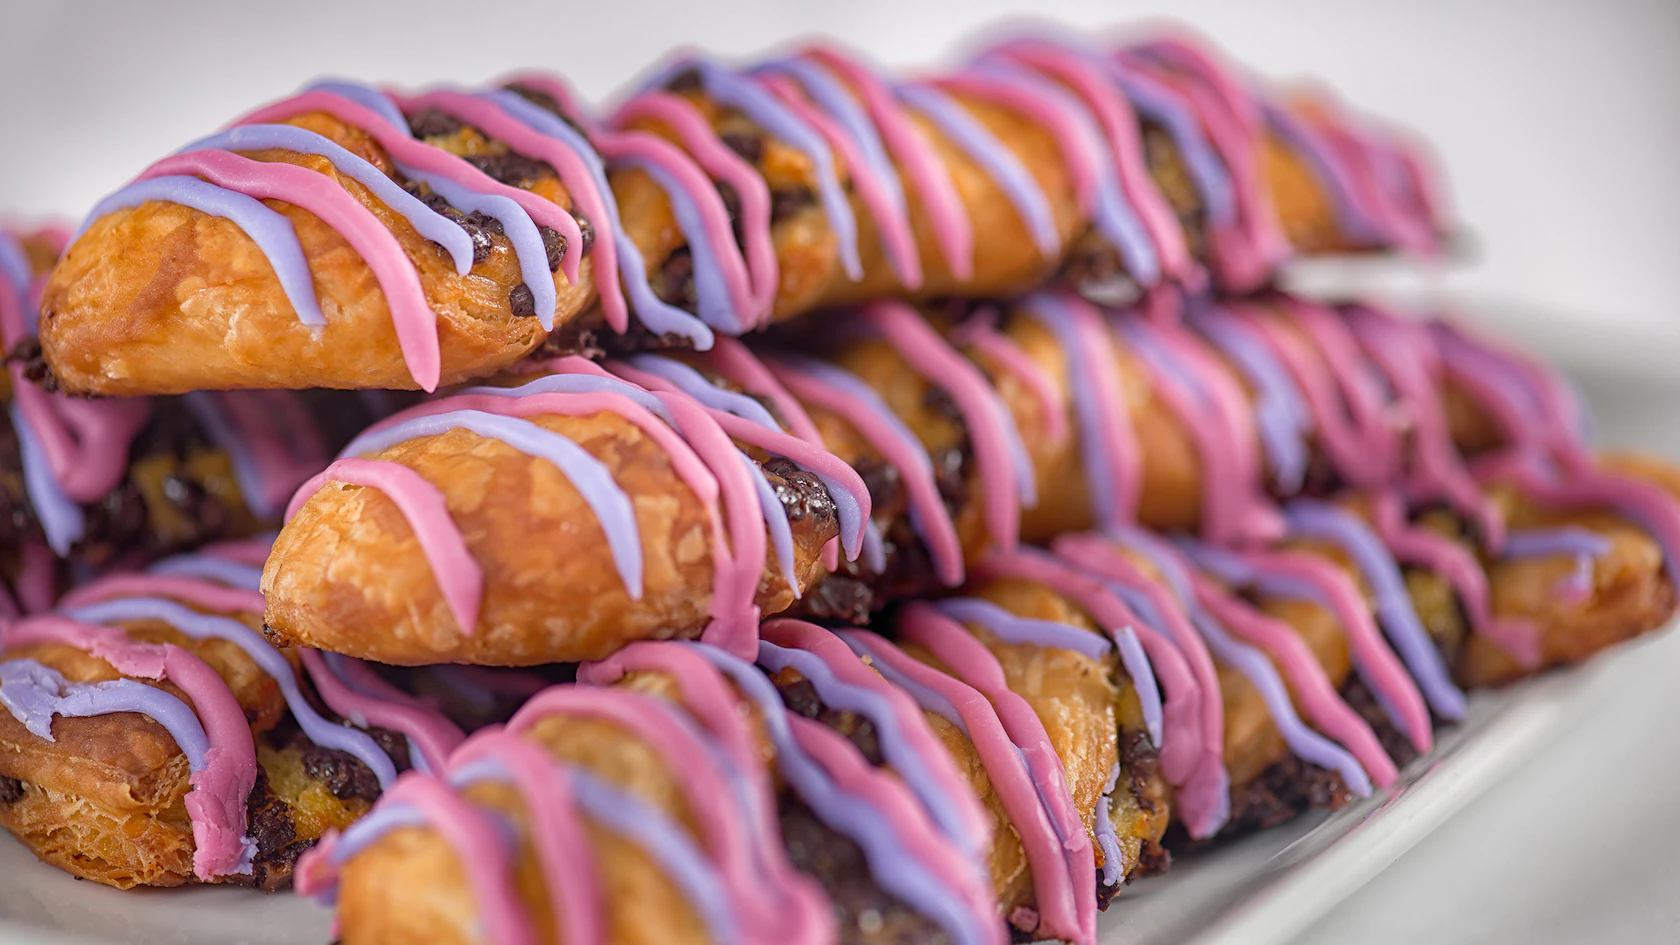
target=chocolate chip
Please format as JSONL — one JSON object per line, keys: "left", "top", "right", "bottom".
{"left": 763, "top": 458, "right": 836, "bottom": 526}
{"left": 716, "top": 181, "right": 746, "bottom": 248}
{"left": 509, "top": 284, "right": 537, "bottom": 318}
{"left": 770, "top": 186, "right": 817, "bottom": 224}
{"left": 720, "top": 130, "right": 765, "bottom": 166}
{"left": 6, "top": 337, "right": 55, "bottom": 390}
{"left": 503, "top": 84, "right": 567, "bottom": 120}
{"left": 654, "top": 247, "right": 697, "bottom": 311}
{"left": 462, "top": 151, "right": 554, "bottom": 189}
{"left": 539, "top": 225, "right": 567, "bottom": 272}
{"left": 774, "top": 677, "right": 885, "bottom": 766}
{"left": 406, "top": 107, "right": 464, "bottom": 140}
{"left": 574, "top": 213, "right": 595, "bottom": 257}
{"left": 666, "top": 68, "right": 703, "bottom": 94}
{"left": 0, "top": 776, "right": 24, "bottom": 804}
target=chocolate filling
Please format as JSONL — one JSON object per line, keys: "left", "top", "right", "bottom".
{"left": 778, "top": 793, "right": 953, "bottom": 945}
{"left": 1340, "top": 676, "right": 1421, "bottom": 769}
{"left": 0, "top": 775, "right": 23, "bottom": 804}
{"left": 762, "top": 457, "right": 838, "bottom": 531}
{"left": 774, "top": 676, "right": 884, "bottom": 766}
{"left": 237, "top": 766, "right": 306, "bottom": 891}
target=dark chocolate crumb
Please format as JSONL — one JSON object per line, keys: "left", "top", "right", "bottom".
{"left": 775, "top": 677, "right": 885, "bottom": 765}
{"left": 509, "top": 284, "right": 538, "bottom": 318}
{"left": 654, "top": 247, "right": 698, "bottom": 312}
{"left": 770, "top": 186, "right": 818, "bottom": 224}
{"left": 406, "top": 107, "right": 465, "bottom": 140}
{"left": 0, "top": 776, "right": 23, "bottom": 804}
{"left": 461, "top": 151, "right": 555, "bottom": 190}
{"left": 762, "top": 457, "right": 837, "bottom": 526}
{"left": 573, "top": 213, "right": 595, "bottom": 257}
{"left": 539, "top": 225, "right": 567, "bottom": 273}
{"left": 720, "top": 130, "right": 765, "bottom": 166}
{"left": 785, "top": 574, "right": 875, "bottom": 625}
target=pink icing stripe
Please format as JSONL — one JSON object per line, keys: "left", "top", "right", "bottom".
{"left": 788, "top": 716, "right": 1007, "bottom": 945}
{"left": 758, "top": 73, "right": 924, "bottom": 293}
{"left": 764, "top": 355, "right": 964, "bottom": 586}
{"left": 60, "top": 574, "right": 265, "bottom": 615}
{"left": 704, "top": 407, "right": 873, "bottom": 558}
{"left": 1232, "top": 300, "right": 1390, "bottom": 487}
{"left": 595, "top": 129, "right": 757, "bottom": 331}
{"left": 695, "top": 338, "right": 827, "bottom": 445}
{"left": 202, "top": 537, "right": 276, "bottom": 567}
{"left": 285, "top": 458, "right": 483, "bottom": 637}
{"left": 760, "top": 618, "right": 994, "bottom": 845}
{"left": 990, "top": 41, "right": 1193, "bottom": 281}
{"left": 1370, "top": 493, "right": 1538, "bottom": 668}
{"left": 898, "top": 603, "right": 1096, "bottom": 945}
{"left": 863, "top": 301, "right": 1021, "bottom": 550}
{"left": 577, "top": 641, "right": 838, "bottom": 945}
{"left": 612, "top": 92, "right": 780, "bottom": 318}
{"left": 236, "top": 90, "right": 583, "bottom": 255}
{"left": 507, "top": 686, "right": 813, "bottom": 942}
{"left": 1123, "top": 315, "right": 1281, "bottom": 544}
{"left": 1239, "top": 548, "right": 1433, "bottom": 752}
{"left": 1187, "top": 571, "right": 1398, "bottom": 787}
{"left": 1291, "top": 94, "right": 1436, "bottom": 254}
{"left": 216, "top": 391, "right": 330, "bottom": 517}
{"left": 1122, "top": 53, "right": 1289, "bottom": 289}
{"left": 1052, "top": 295, "right": 1144, "bottom": 527}
{"left": 496, "top": 72, "right": 594, "bottom": 132}
{"left": 649, "top": 392, "right": 766, "bottom": 656}
{"left": 839, "top": 628, "right": 1081, "bottom": 944}
{"left": 948, "top": 315, "right": 1068, "bottom": 443}
{"left": 388, "top": 90, "right": 585, "bottom": 285}
{"left": 935, "top": 71, "right": 1097, "bottom": 217}
{"left": 800, "top": 46, "right": 974, "bottom": 279}
{"left": 1132, "top": 34, "right": 1263, "bottom": 136}
{"left": 451, "top": 733, "right": 604, "bottom": 945}
{"left": 968, "top": 551, "right": 1204, "bottom": 787}
{"left": 1345, "top": 305, "right": 1504, "bottom": 549}
{"left": 3, "top": 616, "right": 257, "bottom": 879}
{"left": 7, "top": 374, "right": 151, "bottom": 503}
{"left": 299, "top": 650, "right": 465, "bottom": 773}
{"left": 1282, "top": 297, "right": 1398, "bottom": 465}
{"left": 382, "top": 773, "right": 537, "bottom": 945}
{"left": 1045, "top": 541, "right": 1228, "bottom": 818}
{"left": 138, "top": 149, "right": 443, "bottom": 392}
{"left": 366, "top": 383, "right": 735, "bottom": 628}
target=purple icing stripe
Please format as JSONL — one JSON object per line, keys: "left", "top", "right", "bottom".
{"left": 752, "top": 58, "right": 907, "bottom": 218}
{"left": 487, "top": 89, "right": 714, "bottom": 347}
{"left": 182, "top": 393, "right": 279, "bottom": 522}
{"left": 342, "top": 409, "right": 643, "bottom": 597}
{"left": 178, "top": 123, "right": 475, "bottom": 274}
{"left": 446, "top": 758, "right": 741, "bottom": 945}
{"left": 934, "top": 597, "right": 1113, "bottom": 662}
{"left": 0, "top": 233, "right": 31, "bottom": 301}
{"left": 969, "top": 60, "right": 1160, "bottom": 282}
{"left": 897, "top": 83, "right": 1060, "bottom": 257}
{"left": 691, "top": 644, "right": 991, "bottom": 945}
{"left": 304, "top": 80, "right": 413, "bottom": 136}
{"left": 840, "top": 632, "right": 968, "bottom": 733}
{"left": 1106, "top": 60, "right": 1235, "bottom": 225}
{"left": 1503, "top": 527, "right": 1612, "bottom": 560}
{"left": 1284, "top": 500, "right": 1467, "bottom": 720}
{"left": 643, "top": 60, "right": 862, "bottom": 280}
{"left": 461, "top": 372, "right": 670, "bottom": 418}
{"left": 76, "top": 175, "right": 324, "bottom": 325}
{"left": 624, "top": 354, "right": 781, "bottom": 431}
{"left": 12, "top": 402, "right": 84, "bottom": 554}
{"left": 1022, "top": 292, "right": 1129, "bottom": 528}
{"left": 757, "top": 640, "right": 981, "bottom": 857}
{"left": 393, "top": 163, "right": 557, "bottom": 329}
{"left": 1261, "top": 100, "right": 1386, "bottom": 244}
{"left": 742, "top": 450, "right": 799, "bottom": 594}
{"left": 0, "top": 658, "right": 209, "bottom": 763}
{"left": 609, "top": 151, "right": 746, "bottom": 333}
{"left": 1190, "top": 306, "right": 1311, "bottom": 493}
{"left": 149, "top": 554, "right": 265, "bottom": 590}
{"left": 63, "top": 597, "right": 398, "bottom": 786}
{"left": 1094, "top": 762, "right": 1124, "bottom": 886}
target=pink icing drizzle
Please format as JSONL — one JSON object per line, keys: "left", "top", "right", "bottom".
{"left": 800, "top": 46, "right": 975, "bottom": 279}
{"left": 1236, "top": 548, "right": 1434, "bottom": 753}
{"left": 862, "top": 301, "right": 1022, "bottom": 550}
{"left": 692, "top": 338, "right": 826, "bottom": 445}
{"left": 934, "top": 70, "right": 1098, "bottom": 218}
{"left": 137, "top": 149, "right": 445, "bottom": 392}
{"left": 61, "top": 573, "right": 265, "bottom": 615}
{"left": 299, "top": 650, "right": 465, "bottom": 773}
{"left": 840, "top": 627, "right": 1081, "bottom": 943}
{"left": 948, "top": 313, "right": 1068, "bottom": 443}
{"left": 3, "top": 616, "right": 257, "bottom": 878}
{"left": 285, "top": 457, "right": 484, "bottom": 637}
{"left": 898, "top": 603, "right": 1097, "bottom": 945}
{"left": 611, "top": 91, "right": 780, "bottom": 319}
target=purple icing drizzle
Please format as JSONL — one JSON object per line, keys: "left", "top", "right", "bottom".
{"left": 148, "top": 554, "right": 265, "bottom": 590}
{"left": 609, "top": 149, "right": 745, "bottom": 332}
{"left": 933, "top": 597, "right": 1114, "bottom": 662}
{"left": 623, "top": 354, "right": 782, "bottom": 431}
{"left": 742, "top": 450, "right": 799, "bottom": 593}
{"left": 1106, "top": 60, "right": 1235, "bottom": 225}
{"left": 691, "top": 643, "right": 992, "bottom": 945}
{"left": 0, "top": 657, "right": 209, "bottom": 763}
{"left": 752, "top": 58, "right": 908, "bottom": 220}
{"left": 756, "top": 640, "right": 981, "bottom": 857}
{"left": 1284, "top": 500, "right": 1467, "bottom": 720}
{"left": 12, "top": 403, "right": 84, "bottom": 554}
{"left": 341, "top": 409, "right": 643, "bottom": 598}
{"left": 1189, "top": 305, "right": 1312, "bottom": 493}
{"left": 1093, "top": 762, "right": 1124, "bottom": 886}
{"left": 76, "top": 175, "right": 324, "bottom": 325}
{"left": 303, "top": 80, "right": 413, "bottom": 135}
{"left": 897, "top": 83, "right": 1060, "bottom": 257}
{"left": 640, "top": 59, "right": 862, "bottom": 279}
{"left": 63, "top": 597, "right": 398, "bottom": 786}
{"left": 177, "top": 123, "right": 475, "bottom": 274}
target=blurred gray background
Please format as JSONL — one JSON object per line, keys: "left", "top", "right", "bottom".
{"left": 1, "top": 1, "right": 1677, "bottom": 943}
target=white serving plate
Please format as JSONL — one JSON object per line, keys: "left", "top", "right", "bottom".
{"left": 0, "top": 330, "right": 1669, "bottom": 945}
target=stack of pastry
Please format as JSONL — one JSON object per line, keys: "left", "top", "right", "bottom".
{"left": 1, "top": 21, "right": 1674, "bottom": 945}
